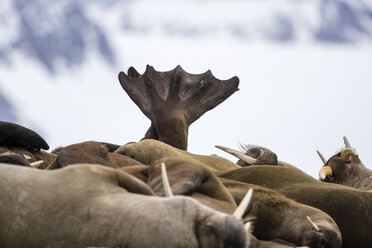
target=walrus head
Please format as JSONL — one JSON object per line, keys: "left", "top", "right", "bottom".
{"left": 237, "top": 144, "right": 278, "bottom": 166}
{"left": 318, "top": 137, "right": 368, "bottom": 188}
{"left": 215, "top": 144, "right": 278, "bottom": 166}
{"left": 300, "top": 216, "right": 342, "bottom": 248}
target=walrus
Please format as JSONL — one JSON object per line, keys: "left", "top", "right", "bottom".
{"left": 219, "top": 165, "right": 372, "bottom": 248}
{"left": 318, "top": 137, "right": 372, "bottom": 191}
{"left": 0, "top": 163, "right": 250, "bottom": 248}
{"left": 45, "top": 141, "right": 143, "bottom": 169}
{"left": 138, "top": 156, "right": 342, "bottom": 248}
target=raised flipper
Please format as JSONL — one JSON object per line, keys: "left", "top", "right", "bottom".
{"left": 0, "top": 121, "right": 49, "bottom": 150}
{"left": 118, "top": 65, "right": 239, "bottom": 150}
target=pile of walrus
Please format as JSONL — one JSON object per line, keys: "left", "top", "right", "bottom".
{"left": 0, "top": 65, "right": 371, "bottom": 248}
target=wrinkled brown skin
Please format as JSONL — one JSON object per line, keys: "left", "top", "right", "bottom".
{"left": 0, "top": 121, "right": 49, "bottom": 150}
{"left": 321, "top": 152, "right": 372, "bottom": 190}
{"left": 147, "top": 157, "right": 237, "bottom": 213}
{"left": 220, "top": 178, "right": 341, "bottom": 248}
{"left": 144, "top": 156, "right": 340, "bottom": 248}
{"left": 0, "top": 163, "right": 249, "bottom": 248}
{"left": 118, "top": 65, "right": 239, "bottom": 151}
{"left": 46, "top": 141, "right": 144, "bottom": 169}
{"left": 116, "top": 139, "right": 240, "bottom": 173}
{"left": 219, "top": 165, "right": 372, "bottom": 248}
{"left": 237, "top": 146, "right": 278, "bottom": 166}
{"left": 118, "top": 165, "right": 149, "bottom": 182}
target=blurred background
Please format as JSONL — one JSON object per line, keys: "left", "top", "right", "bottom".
{"left": 1, "top": 0, "right": 372, "bottom": 178}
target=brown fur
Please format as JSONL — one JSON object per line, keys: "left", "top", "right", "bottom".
{"left": 46, "top": 141, "right": 144, "bottom": 169}
{"left": 0, "top": 163, "right": 249, "bottom": 248}
{"left": 117, "top": 165, "right": 149, "bottom": 182}
{"left": 219, "top": 165, "right": 372, "bottom": 248}
{"left": 143, "top": 156, "right": 340, "bottom": 248}
{"left": 237, "top": 145, "right": 278, "bottom": 166}
{"left": 322, "top": 152, "right": 372, "bottom": 190}
{"left": 147, "top": 157, "right": 237, "bottom": 213}
{"left": 117, "top": 139, "right": 240, "bottom": 173}
{"left": 221, "top": 178, "right": 341, "bottom": 248}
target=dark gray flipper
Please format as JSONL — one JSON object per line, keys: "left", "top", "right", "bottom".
{"left": 0, "top": 121, "right": 49, "bottom": 150}
{"left": 0, "top": 153, "right": 30, "bottom": 166}
{"left": 118, "top": 65, "right": 239, "bottom": 150}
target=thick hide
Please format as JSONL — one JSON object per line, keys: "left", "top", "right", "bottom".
{"left": 116, "top": 139, "right": 240, "bottom": 173}
{"left": 0, "top": 163, "right": 249, "bottom": 248}
{"left": 219, "top": 165, "right": 372, "bottom": 248}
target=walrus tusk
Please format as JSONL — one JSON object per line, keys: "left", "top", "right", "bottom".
{"left": 341, "top": 147, "right": 358, "bottom": 162}
{"left": 233, "top": 188, "right": 253, "bottom": 219}
{"left": 319, "top": 166, "right": 333, "bottom": 180}
{"left": 316, "top": 150, "right": 327, "bottom": 165}
{"left": 343, "top": 136, "right": 351, "bottom": 148}
{"left": 244, "top": 222, "right": 251, "bottom": 232}
{"left": 307, "top": 216, "right": 320, "bottom": 232}
{"left": 215, "top": 145, "right": 256, "bottom": 165}
{"left": 30, "top": 160, "right": 44, "bottom": 168}
{"left": 259, "top": 149, "right": 264, "bottom": 156}
{"left": 161, "top": 163, "right": 174, "bottom": 197}
{"left": 23, "top": 154, "right": 31, "bottom": 160}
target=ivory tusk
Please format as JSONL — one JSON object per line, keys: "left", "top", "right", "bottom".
{"left": 23, "top": 154, "right": 32, "bottom": 160}
{"left": 215, "top": 145, "right": 256, "bottom": 165}
{"left": 233, "top": 188, "right": 253, "bottom": 219}
{"left": 30, "top": 160, "right": 44, "bottom": 168}
{"left": 307, "top": 216, "right": 320, "bottom": 232}
{"left": 341, "top": 147, "right": 358, "bottom": 162}
{"left": 161, "top": 163, "right": 174, "bottom": 197}
{"left": 319, "top": 166, "right": 333, "bottom": 180}
{"left": 343, "top": 136, "right": 351, "bottom": 148}
{"left": 316, "top": 150, "right": 327, "bottom": 165}
{"left": 244, "top": 222, "right": 251, "bottom": 233}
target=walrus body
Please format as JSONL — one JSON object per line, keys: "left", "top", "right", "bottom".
{"left": 0, "top": 163, "right": 249, "bottom": 248}
{"left": 219, "top": 166, "right": 372, "bottom": 248}
{"left": 139, "top": 156, "right": 341, "bottom": 248}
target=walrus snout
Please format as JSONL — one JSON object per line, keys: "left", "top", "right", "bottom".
{"left": 301, "top": 224, "right": 342, "bottom": 248}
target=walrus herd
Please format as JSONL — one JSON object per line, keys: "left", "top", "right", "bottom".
{"left": 0, "top": 65, "right": 371, "bottom": 248}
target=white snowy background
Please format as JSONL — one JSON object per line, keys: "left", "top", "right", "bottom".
{"left": 1, "top": 0, "right": 372, "bottom": 178}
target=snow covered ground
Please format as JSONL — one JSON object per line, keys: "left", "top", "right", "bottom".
{"left": 1, "top": 0, "right": 372, "bottom": 178}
